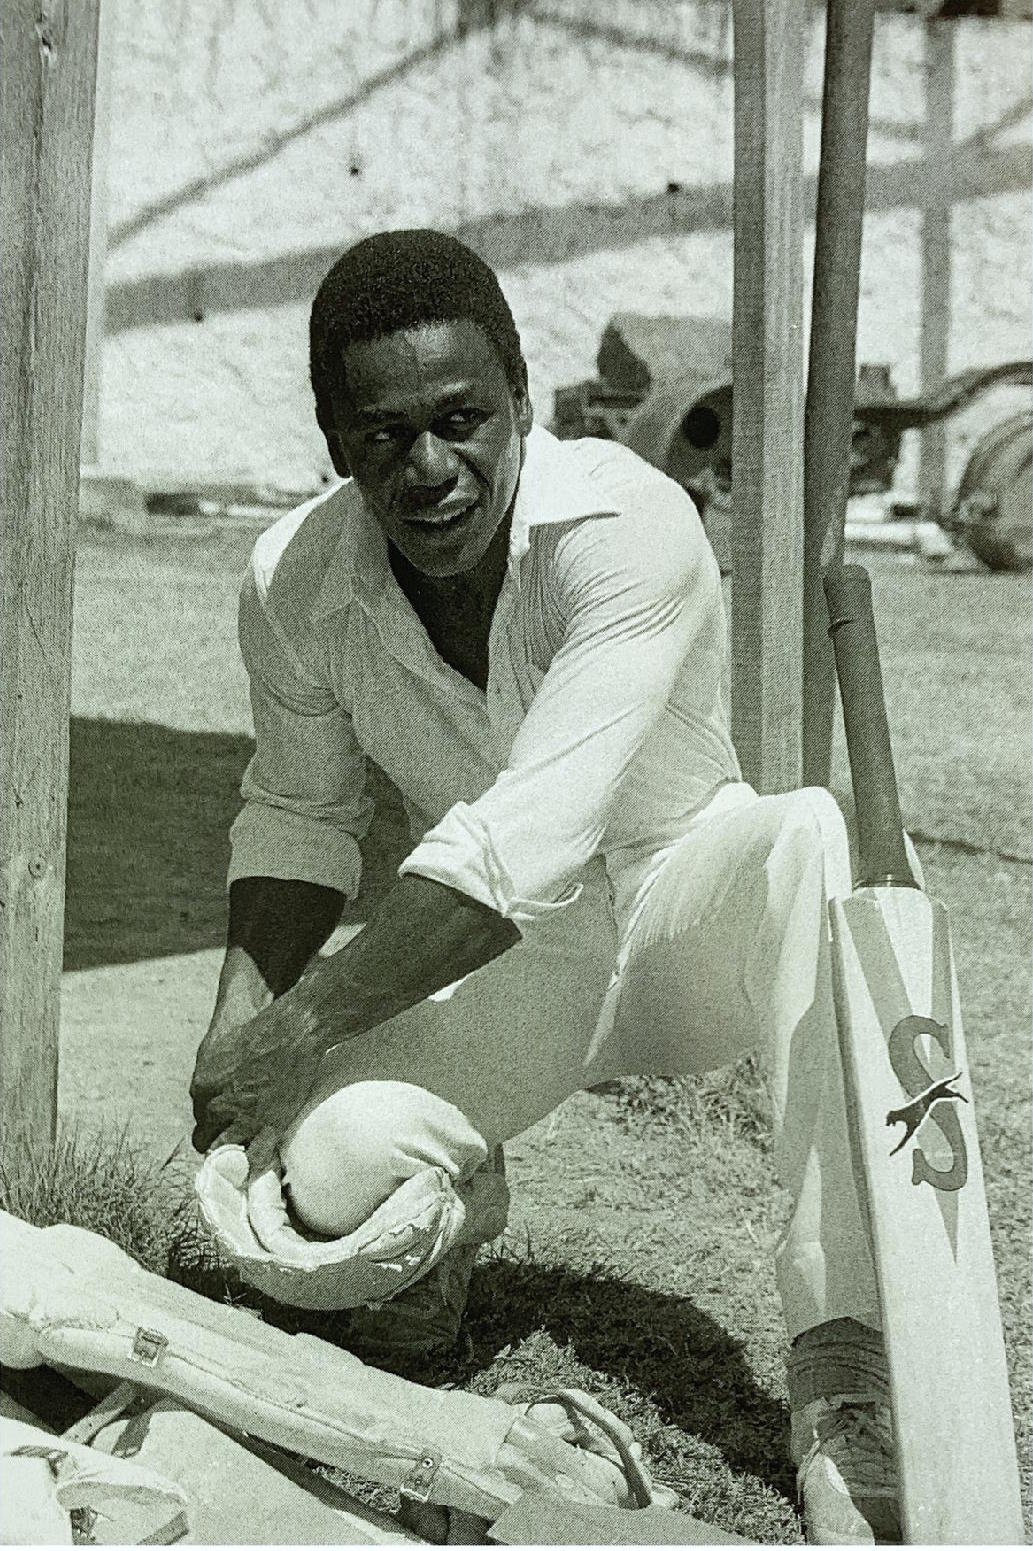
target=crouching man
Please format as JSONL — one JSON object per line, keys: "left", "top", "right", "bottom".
{"left": 191, "top": 230, "right": 899, "bottom": 1544}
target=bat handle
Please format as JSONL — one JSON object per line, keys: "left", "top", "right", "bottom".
{"left": 824, "top": 563, "right": 918, "bottom": 890}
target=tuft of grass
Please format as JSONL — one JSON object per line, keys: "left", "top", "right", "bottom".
{"left": 0, "top": 1121, "right": 282, "bottom": 1321}
{"left": 0, "top": 1122, "right": 184, "bottom": 1274}
{"left": 600, "top": 1054, "right": 773, "bottom": 1150}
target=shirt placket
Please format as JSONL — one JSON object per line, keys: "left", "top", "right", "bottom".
{"left": 386, "top": 581, "right": 488, "bottom": 715}
{"left": 354, "top": 508, "right": 529, "bottom": 768}
{"left": 362, "top": 562, "right": 504, "bottom": 806}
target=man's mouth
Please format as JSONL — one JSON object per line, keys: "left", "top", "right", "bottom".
{"left": 403, "top": 497, "right": 479, "bottom": 532}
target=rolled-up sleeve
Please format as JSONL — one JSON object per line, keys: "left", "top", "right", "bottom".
{"left": 228, "top": 569, "right": 374, "bottom": 897}
{"left": 400, "top": 485, "right": 721, "bottom": 927}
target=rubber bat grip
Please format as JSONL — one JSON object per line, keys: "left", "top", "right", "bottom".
{"left": 824, "top": 563, "right": 918, "bottom": 889}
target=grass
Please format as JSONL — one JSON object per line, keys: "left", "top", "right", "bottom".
{"left": 462, "top": 1105, "right": 800, "bottom": 1533}
{"left": 0, "top": 1123, "right": 183, "bottom": 1276}
{"left": 42, "top": 530, "right": 1033, "bottom": 1541}
{"left": 602, "top": 1056, "right": 773, "bottom": 1150}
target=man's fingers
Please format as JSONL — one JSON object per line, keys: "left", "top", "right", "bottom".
{"left": 191, "top": 1114, "right": 223, "bottom": 1155}
{"left": 190, "top": 1057, "right": 236, "bottom": 1128}
{"left": 246, "top": 1126, "right": 280, "bottom": 1178}
{"left": 213, "top": 1120, "right": 253, "bottom": 1150}
{"left": 190, "top": 1082, "right": 216, "bottom": 1132}
{"left": 190, "top": 1016, "right": 254, "bottom": 1127}
{"left": 190, "top": 1081, "right": 230, "bottom": 1140}
{"left": 192, "top": 1094, "right": 256, "bottom": 1155}
{"left": 191, "top": 1120, "right": 212, "bottom": 1155}
{"left": 191, "top": 1058, "right": 244, "bottom": 1116}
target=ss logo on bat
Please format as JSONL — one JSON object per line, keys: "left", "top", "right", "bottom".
{"left": 885, "top": 1015, "right": 969, "bottom": 1192}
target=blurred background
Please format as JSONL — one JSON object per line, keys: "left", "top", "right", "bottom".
{"left": 86, "top": 0, "right": 1031, "bottom": 537}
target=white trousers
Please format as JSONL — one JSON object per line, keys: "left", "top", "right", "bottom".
{"left": 284, "top": 783, "right": 903, "bottom": 1339}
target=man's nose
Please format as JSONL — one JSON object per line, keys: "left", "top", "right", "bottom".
{"left": 407, "top": 430, "right": 459, "bottom": 490}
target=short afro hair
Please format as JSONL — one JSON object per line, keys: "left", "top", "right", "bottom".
{"left": 309, "top": 229, "right": 526, "bottom": 445}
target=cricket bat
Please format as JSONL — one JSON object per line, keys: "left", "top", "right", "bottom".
{"left": 824, "top": 561, "right": 1024, "bottom": 1544}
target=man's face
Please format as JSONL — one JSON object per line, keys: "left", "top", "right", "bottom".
{"left": 330, "top": 319, "right": 532, "bottom": 578}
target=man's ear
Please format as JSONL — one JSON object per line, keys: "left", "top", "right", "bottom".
{"left": 325, "top": 432, "right": 351, "bottom": 480}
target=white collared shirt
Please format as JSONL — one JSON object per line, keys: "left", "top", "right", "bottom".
{"left": 229, "top": 426, "right": 739, "bottom": 933}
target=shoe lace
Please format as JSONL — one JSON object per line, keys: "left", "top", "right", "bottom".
{"left": 799, "top": 1398, "right": 897, "bottom": 1498}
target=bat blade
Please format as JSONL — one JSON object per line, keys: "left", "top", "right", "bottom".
{"left": 830, "top": 884, "right": 1024, "bottom": 1544}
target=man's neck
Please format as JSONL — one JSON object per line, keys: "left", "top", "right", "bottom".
{"left": 388, "top": 512, "right": 513, "bottom": 689}
{"left": 390, "top": 508, "right": 512, "bottom": 627}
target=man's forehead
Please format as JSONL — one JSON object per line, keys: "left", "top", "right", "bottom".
{"left": 337, "top": 321, "right": 509, "bottom": 417}
{"left": 343, "top": 319, "right": 501, "bottom": 378}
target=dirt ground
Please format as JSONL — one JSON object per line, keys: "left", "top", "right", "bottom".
{"left": 57, "top": 522, "right": 1031, "bottom": 1540}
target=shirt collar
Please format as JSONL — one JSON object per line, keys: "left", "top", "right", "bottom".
{"left": 311, "top": 424, "right": 614, "bottom": 620}
{"left": 512, "top": 422, "right": 618, "bottom": 527}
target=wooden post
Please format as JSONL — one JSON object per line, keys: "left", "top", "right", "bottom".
{"left": 918, "top": 19, "right": 954, "bottom": 522}
{"left": 730, "top": 0, "right": 807, "bottom": 794}
{"left": 1, "top": 2, "right": 101, "bottom": 1142}
{"left": 81, "top": 0, "right": 116, "bottom": 469}
{"left": 801, "top": 0, "right": 876, "bottom": 788}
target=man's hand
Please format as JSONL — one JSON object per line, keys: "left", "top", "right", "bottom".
{"left": 190, "top": 1002, "right": 325, "bottom": 1154}
{"left": 190, "top": 881, "right": 344, "bottom": 1154}
{"left": 190, "top": 987, "right": 330, "bottom": 1153}
{"left": 189, "top": 1015, "right": 257, "bottom": 1152}
{"left": 190, "top": 1013, "right": 247, "bottom": 1120}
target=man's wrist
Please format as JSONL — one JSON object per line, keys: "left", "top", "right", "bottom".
{"left": 275, "top": 873, "right": 518, "bottom": 1046}
{"left": 212, "top": 945, "right": 275, "bottom": 1028}
{"left": 272, "top": 950, "right": 366, "bottom": 1050}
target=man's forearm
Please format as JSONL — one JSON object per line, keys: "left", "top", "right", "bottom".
{"left": 193, "top": 871, "right": 518, "bottom": 1149}
{"left": 290, "top": 871, "right": 520, "bottom": 1043}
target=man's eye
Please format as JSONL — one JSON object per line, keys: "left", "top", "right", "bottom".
{"left": 366, "top": 426, "right": 403, "bottom": 446}
{"left": 438, "top": 409, "right": 487, "bottom": 437}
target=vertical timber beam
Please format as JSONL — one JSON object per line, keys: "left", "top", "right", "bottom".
{"left": 81, "top": 0, "right": 116, "bottom": 468}
{"left": 801, "top": 0, "right": 876, "bottom": 788}
{"left": 918, "top": 18, "right": 954, "bottom": 522}
{"left": 730, "top": 0, "right": 806, "bottom": 793}
{"left": 1, "top": 2, "right": 100, "bottom": 1142}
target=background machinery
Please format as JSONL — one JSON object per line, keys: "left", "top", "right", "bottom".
{"left": 552, "top": 315, "right": 1032, "bottom": 574}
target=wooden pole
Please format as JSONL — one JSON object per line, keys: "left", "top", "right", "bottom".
{"left": 918, "top": 18, "right": 953, "bottom": 522}
{"left": 801, "top": 0, "right": 876, "bottom": 788}
{"left": 1, "top": 2, "right": 101, "bottom": 1143}
{"left": 730, "top": 0, "right": 807, "bottom": 794}
{"left": 81, "top": 0, "right": 116, "bottom": 469}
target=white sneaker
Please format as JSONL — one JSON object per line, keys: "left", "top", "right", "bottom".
{"left": 787, "top": 1319, "right": 901, "bottom": 1545}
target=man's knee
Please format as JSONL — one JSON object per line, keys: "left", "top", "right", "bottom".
{"left": 282, "top": 1079, "right": 489, "bottom": 1239}
{"left": 775, "top": 787, "right": 927, "bottom": 901}
{"left": 776, "top": 787, "right": 852, "bottom": 901}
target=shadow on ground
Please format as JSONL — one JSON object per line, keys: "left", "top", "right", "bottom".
{"left": 464, "top": 1255, "right": 793, "bottom": 1498}
{"left": 65, "top": 717, "right": 407, "bottom": 971}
